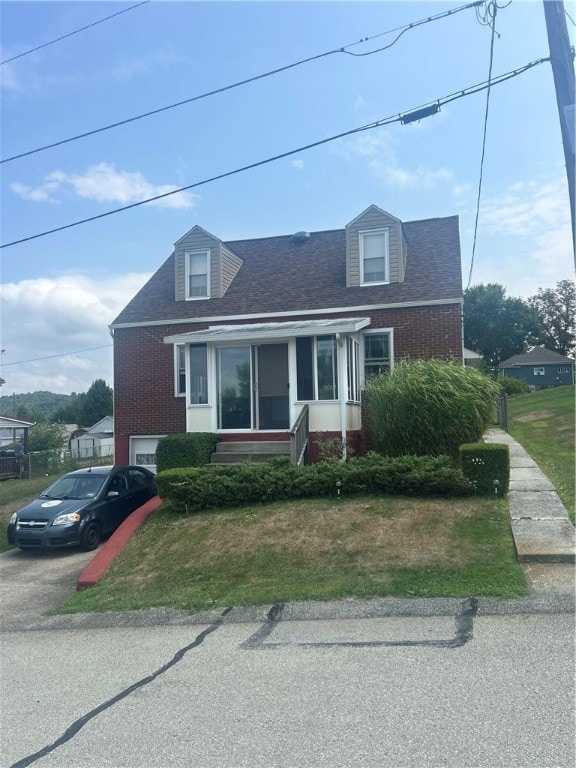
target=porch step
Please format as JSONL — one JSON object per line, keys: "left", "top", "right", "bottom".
{"left": 210, "top": 441, "right": 291, "bottom": 464}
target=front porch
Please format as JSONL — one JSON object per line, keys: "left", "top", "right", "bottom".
{"left": 165, "top": 317, "right": 373, "bottom": 462}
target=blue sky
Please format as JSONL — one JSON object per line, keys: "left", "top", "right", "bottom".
{"left": 0, "top": 0, "right": 574, "bottom": 397}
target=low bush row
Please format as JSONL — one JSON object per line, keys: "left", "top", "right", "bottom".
{"left": 156, "top": 453, "right": 476, "bottom": 514}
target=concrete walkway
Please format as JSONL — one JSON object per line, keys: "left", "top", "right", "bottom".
{"left": 484, "top": 428, "right": 575, "bottom": 565}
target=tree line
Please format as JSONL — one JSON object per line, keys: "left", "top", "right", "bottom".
{"left": 0, "top": 379, "right": 113, "bottom": 428}
{"left": 464, "top": 280, "right": 575, "bottom": 373}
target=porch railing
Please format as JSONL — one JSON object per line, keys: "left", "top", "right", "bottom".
{"left": 290, "top": 404, "right": 309, "bottom": 466}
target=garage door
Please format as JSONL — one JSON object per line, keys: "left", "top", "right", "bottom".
{"left": 130, "top": 437, "right": 163, "bottom": 473}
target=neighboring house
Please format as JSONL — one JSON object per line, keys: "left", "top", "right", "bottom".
{"left": 499, "top": 347, "right": 575, "bottom": 389}
{"left": 111, "top": 205, "right": 463, "bottom": 468}
{"left": 0, "top": 415, "right": 34, "bottom": 479}
{"left": 69, "top": 416, "right": 114, "bottom": 459}
{"left": 464, "top": 348, "right": 484, "bottom": 370}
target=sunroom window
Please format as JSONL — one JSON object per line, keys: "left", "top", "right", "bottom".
{"left": 347, "top": 337, "right": 360, "bottom": 402}
{"left": 296, "top": 335, "right": 338, "bottom": 401}
{"left": 190, "top": 344, "right": 208, "bottom": 404}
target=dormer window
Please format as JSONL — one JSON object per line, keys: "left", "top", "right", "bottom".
{"left": 186, "top": 249, "right": 210, "bottom": 299}
{"left": 360, "top": 229, "right": 389, "bottom": 285}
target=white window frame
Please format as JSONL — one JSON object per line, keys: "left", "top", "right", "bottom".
{"left": 360, "top": 228, "right": 389, "bottom": 286}
{"left": 346, "top": 337, "right": 360, "bottom": 403}
{"left": 175, "top": 344, "right": 186, "bottom": 397}
{"left": 189, "top": 344, "right": 209, "bottom": 406}
{"left": 558, "top": 366, "right": 570, "bottom": 373}
{"left": 185, "top": 248, "right": 210, "bottom": 300}
{"left": 534, "top": 367, "right": 545, "bottom": 376}
{"left": 362, "top": 329, "right": 393, "bottom": 384}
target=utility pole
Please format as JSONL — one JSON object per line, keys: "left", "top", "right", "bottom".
{"left": 543, "top": 0, "right": 575, "bottom": 264}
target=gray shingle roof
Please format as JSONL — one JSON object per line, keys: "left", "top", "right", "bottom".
{"left": 112, "top": 215, "right": 462, "bottom": 326}
{"left": 499, "top": 346, "right": 575, "bottom": 367}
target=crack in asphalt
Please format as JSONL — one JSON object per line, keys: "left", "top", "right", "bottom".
{"left": 241, "top": 597, "right": 479, "bottom": 650}
{"left": 10, "top": 598, "right": 480, "bottom": 766}
{"left": 9, "top": 609, "right": 232, "bottom": 768}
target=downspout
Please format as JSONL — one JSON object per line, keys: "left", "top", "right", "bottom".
{"left": 337, "top": 333, "right": 347, "bottom": 462}
{"left": 460, "top": 300, "right": 465, "bottom": 366}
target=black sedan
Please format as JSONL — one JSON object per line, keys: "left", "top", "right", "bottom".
{"left": 7, "top": 465, "right": 157, "bottom": 551}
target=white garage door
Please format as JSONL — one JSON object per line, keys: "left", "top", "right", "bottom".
{"left": 130, "top": 437, "right": 163, "bottom": 473}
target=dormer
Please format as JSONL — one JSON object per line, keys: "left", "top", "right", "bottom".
{"left": 174, "top": 225, "right": 243, "bottom": 301}
{"left": 345, "top": 205, "right": 407, "bottom": 287}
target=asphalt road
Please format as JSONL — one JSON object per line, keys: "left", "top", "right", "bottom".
{"left": 1, "top": 550, "right": 574, "bottom": 768}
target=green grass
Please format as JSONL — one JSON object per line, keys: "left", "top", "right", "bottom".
{"left": 0, "top": 474, "right": 61, "bottom": 552}
{"left": 507, "top": 385, "right": 575, "bottom": 521}
{"left": 57, "top": 494, "right": 527, "bottom": 614}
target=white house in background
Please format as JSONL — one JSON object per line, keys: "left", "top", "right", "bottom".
{"left": 70, "top": 416, "right": 114, "bottom": 459}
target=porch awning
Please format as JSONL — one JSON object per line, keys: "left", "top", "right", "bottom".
{"left": 164, "top": 317, "right": 371, "bottom": 345}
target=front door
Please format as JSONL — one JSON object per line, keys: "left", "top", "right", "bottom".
{"left": 255, "top": 343, "right": 289, "bottom": 430}
{"left": 216, "top": 344, "right": 289, "bottom": 430}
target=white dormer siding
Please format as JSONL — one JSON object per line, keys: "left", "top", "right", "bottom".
{"left": 345, "top": 205, "right": 405, "bottom": 287}
{"left": 174, "top": 225, "right": 243, "bottom": 301}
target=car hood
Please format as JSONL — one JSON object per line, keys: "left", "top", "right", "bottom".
{"left": 16, "top": 497, "right": 91, "bottom": 520}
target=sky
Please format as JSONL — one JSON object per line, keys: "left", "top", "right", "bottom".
{"left": 0, "top": 0, "right": 574, "bottom": 397}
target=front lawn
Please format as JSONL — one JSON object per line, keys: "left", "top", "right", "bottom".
{"left": 58, "top": 494, "right": 527, "bottom": 614}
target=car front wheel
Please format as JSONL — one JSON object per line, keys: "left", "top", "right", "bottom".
{"left": 80, "top": 522, "right": 101, "bottom": 551}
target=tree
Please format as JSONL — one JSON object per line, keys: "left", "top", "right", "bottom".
{"left": 528, "top": 279, "right": 575, "bottom": 356}
{"left": 78, "top": 379, "right": 113, "bottom": 427}
{"left": 27, "top": 423, "right": 67, "bottom": 452}
{"left": 463, "top": 284, "right": 542, "bottom": 374}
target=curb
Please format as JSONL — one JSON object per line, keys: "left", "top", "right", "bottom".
{"left": 76, "top": 496, "right": 163, "bottom": 590}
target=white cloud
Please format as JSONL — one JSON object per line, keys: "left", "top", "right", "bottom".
{"left": 340, "top": 132, "right": 455, "bottom": 190}
{"left": 10, "top": 163, "right": 198, "bottom": 209}
{"left": 0, "top": 272, "right": 151, "bottom": 395}
{"left": 463, "top": 175, "right": 574, "bottom": 297}
{"left": 291, "top": 159, "right": 305, "bottom": 170}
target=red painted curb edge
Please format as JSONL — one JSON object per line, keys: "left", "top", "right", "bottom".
{"left": 77, "top": 496, "right": 163, "bottom": 590}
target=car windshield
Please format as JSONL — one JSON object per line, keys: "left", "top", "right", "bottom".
{"left": 41, "top": 474, "right": 107, "bottom": 500}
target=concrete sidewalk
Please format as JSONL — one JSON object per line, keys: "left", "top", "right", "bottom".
{"left": 484, "top": 428, "right": 575, "bottom": 564}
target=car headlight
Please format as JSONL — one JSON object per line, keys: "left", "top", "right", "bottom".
{"left": 9, "top": 512, "right": 17, "bottom": 525}
{"left": 52, "top": 512, "right": 81, "bottom": 526}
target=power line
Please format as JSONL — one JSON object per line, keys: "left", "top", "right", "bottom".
{"left": 0, "top": 345, "right": 113, "bottom": 367}
{"left": 0, "top": 56, "right": 549, "bottom": 250}
{"left": 0, "top": 0, "right": 483, "bottom": 164}
{"left": 0, "top": 1, "right": 150, "bottom": 66}
{"left": 467, "top": 1, "right": 498, "bottom": 289}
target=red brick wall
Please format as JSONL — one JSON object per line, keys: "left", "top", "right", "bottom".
{"left": 113, "top": 303, "right": 462, "bottom": 457}
{"left": 369, "top": 304, "right": 463, "bottom": 361}
{"left": 113, "top": 326, "right": 187, "bottom": 452}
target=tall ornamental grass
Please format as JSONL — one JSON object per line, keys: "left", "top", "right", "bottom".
{"left": 364, "top": 360, "right": 500, "bottom": 458}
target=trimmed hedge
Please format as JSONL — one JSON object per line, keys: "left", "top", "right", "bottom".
{"left": 155, "top": 433, "right": 218, "bottom": 473}
{"left": 156, "top": 453, "right": 474, "bottom": 513}
{"left": 459, "top": 443, "right": 510, "bottom": 497}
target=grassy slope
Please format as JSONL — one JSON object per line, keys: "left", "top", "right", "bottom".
{"left": 507, "top": 385, "right": 575, "bottom": 520}
{"left": 58, "top": 495, "right": 526, "bottom": 614}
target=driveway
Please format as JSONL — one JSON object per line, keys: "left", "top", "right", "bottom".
{"left": 0, "top": 546, "right": 96, "bottom": 631}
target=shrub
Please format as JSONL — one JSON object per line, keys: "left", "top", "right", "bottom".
{"left": 498, "top": 376, "right": 530, "bottom": 396}
{"left": 363, "top": 360, "right": 500, "bottom": 458}
{"left": 459, "top": 443, "right": 510, "bottom": 497}
{"left": 156, "top": 453, "right": 473, "bottom": 513}
{"left": 155, "top": 433, "right": 218, "bottom": 473}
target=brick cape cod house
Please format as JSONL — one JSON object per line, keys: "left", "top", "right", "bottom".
{"left": 110, "top": 205, "right": 464, "bottom": 470}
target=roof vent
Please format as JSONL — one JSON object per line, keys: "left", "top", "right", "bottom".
{"left": 291, "top": 231, "right": 310, "bottom": 244}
